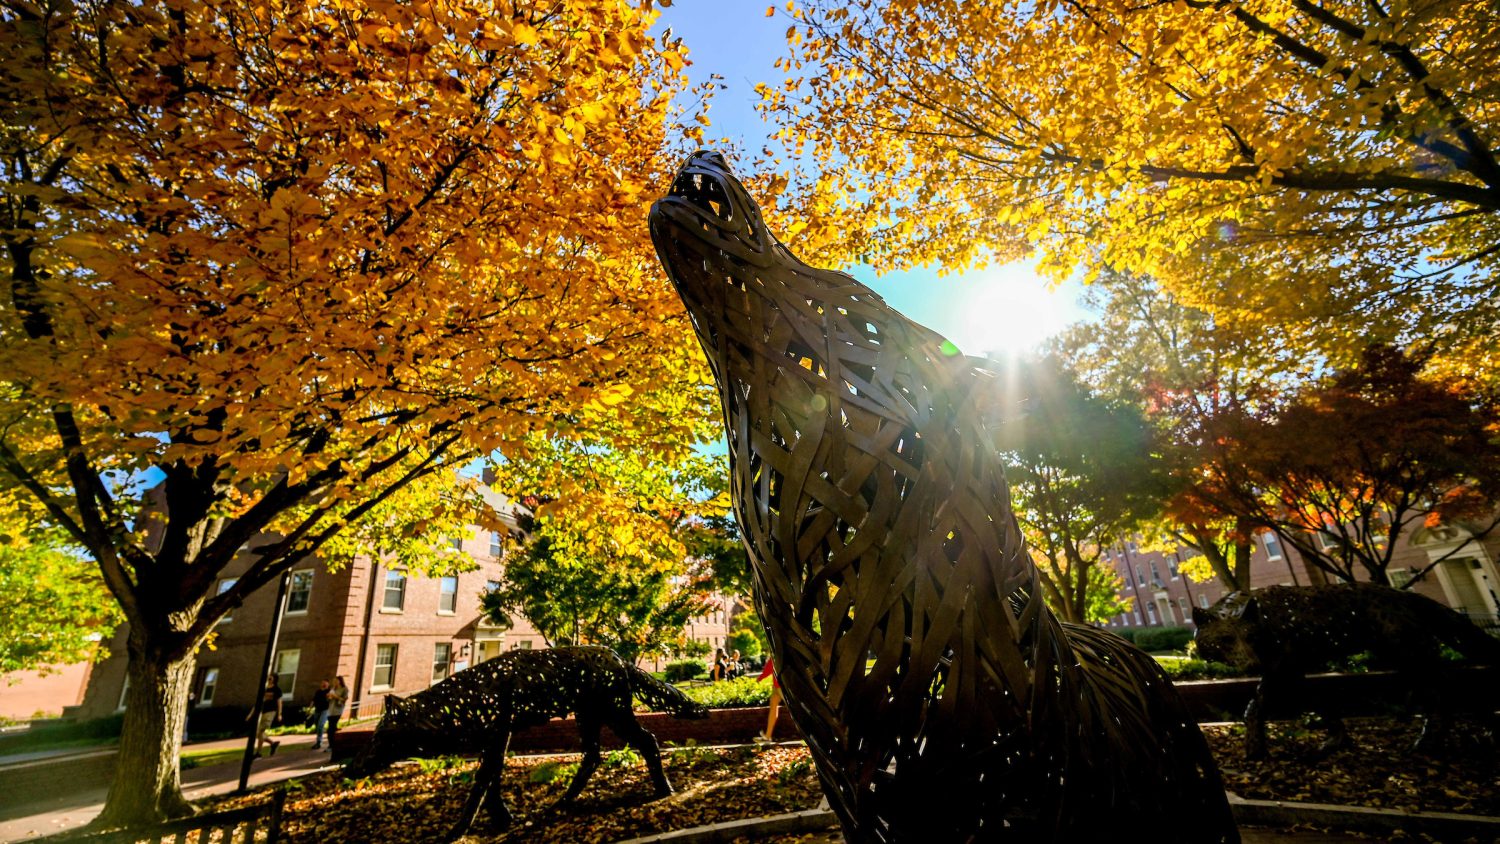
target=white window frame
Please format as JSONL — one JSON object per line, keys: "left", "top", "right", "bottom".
{"left": 1261, "top": 532, "right": 1285, "bottom": 561}
{"left": 490, "top": 531, "right": 503, "bottom": 559}
{"left": 373, "top": 644, "right": 399, "bottom": 690}
{"left": 273, "top": 649, "right": 300, "bottom": 699}
{"left": 198, "top": 667, "right": 219, "bottom": 707}
{"left": 285, "top": 569, "right": 314, "bottom": 615}
{"left": 216, "top": 578, "right": 238, "bottom": 623}
{"left": 382, "top": 570, "right": 407, "bottom": 612}
{"left": 438, "top": 576, "right": 458, "bottom": 615}
{"left": 1199, "top": 593, "right": 1210, "bottom": 609}
{"left": 432, "top": 642, "right": 452, "bottom": 685}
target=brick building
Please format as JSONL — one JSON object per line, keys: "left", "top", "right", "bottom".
{"left": 65, "top": 491, "right": 733, "bottom": 723}
{"left": 1102, "top": 524, "right": 1500, "bottom": 633}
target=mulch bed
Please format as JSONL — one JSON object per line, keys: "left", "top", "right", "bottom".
{"left": 198, "top": 716, "right": 1497, "bottom": 843}
{"left": 212, "top": 744, "right": 822, "bottom": 843}
{"left": 1203, "top": 717, "right": 1500, "bottom": 817}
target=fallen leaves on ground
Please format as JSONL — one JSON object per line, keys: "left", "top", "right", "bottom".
{"left": 211, "top": 744, "right": 821, "bottom": 843}
{"left": 1203, "top": 717, "right": 1500, "bottom": 816}
{"left": 200, "top": 716, "right": 1497, "bottom": 843}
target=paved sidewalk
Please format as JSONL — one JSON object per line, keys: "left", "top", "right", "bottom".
{"left": 0, "top": 733, "right": 337, "bottom": 842}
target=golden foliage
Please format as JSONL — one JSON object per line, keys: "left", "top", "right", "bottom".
{"left": 763, "top": 0, "right": 1500, "bottom": 371}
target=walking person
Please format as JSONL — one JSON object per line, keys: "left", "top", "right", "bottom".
{"left": 326, "top": 675, "right": 349, "bottom": 750}
{"left": 246, "top": 674, "right": 283, "bottom": 757}
{"left": 758, "top": 657, "right": 781, "bottom": 742}
{"left": 311, "top": 679, "right": 331, "bottom": 750}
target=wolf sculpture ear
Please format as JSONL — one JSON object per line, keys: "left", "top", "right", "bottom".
{"left": 1240, "top": 597, "right": 1260, "bottom": 624}
{"left": 1191, "top": 607, "right": 1213, "bottom": 628}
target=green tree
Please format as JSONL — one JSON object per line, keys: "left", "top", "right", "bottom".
{"left": 480, "top": 525, "right": 714, "bottom": 663}
{"left": 727, "top": 610, "right": 766, "bottom": 660}
{"left": 993, "top": 355, "right": 1163, "bottom": 623}
{"left": 0, "top": 534, "right": 122, "bottom": 675}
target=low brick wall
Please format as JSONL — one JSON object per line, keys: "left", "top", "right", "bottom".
{"left": 1173, "top": 665, "right": 1500, "bottom": 721}
{"left": 331, "top": 705, "right": 798, "bottom": 762}
{"left": 0, "top": 749, "right": 116, "bottom": 819}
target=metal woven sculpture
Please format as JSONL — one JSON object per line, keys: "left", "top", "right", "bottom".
{"left": 650, "top": 151, "right": 1239, "bottom": 843}
{"left": 1194, "top": 583, "right": 1500, "bottom": 758}
{"left": 346, "top": 646, "right": 707, "bottom": 841}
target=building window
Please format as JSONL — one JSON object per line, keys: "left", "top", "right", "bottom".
{"left": 198, "top": 668, "right": 219, "bottom": 707}
{"left": 286, "top": 569, "right": 314, "bottom": 614}
{"left": 373, "top": 644, "right": 398, "bottom": 690}
{"left": 1262, "top": 533, "right": 1284, "bottom": 560}
{"left": 1149, "top": 560, "right": 1162, "bottom": 586}
{"left": 514, "top": 640, "right": 532, "bottom": 650}
{"left": 490, "top": 531, "right": 503, "bottom": 559}
{"left": 273, "top": 649, "right": 300, "bottom": 698}
{"left": 1168, "top": 558, "right": 1180, "bottom": 580}
{"left": 439, "top": 576, "right": 458, "bottom": 614}
{"left": 485, "top": 579, "right": 501, "bottom": 594}
{"left": 1146, "top": 604, "right": 1158, "bottom": 624}
{"left": 1315, "top": 530, "right": 1340, "bottom": 552}
{"left": 1135, "top": 566, "right": 1145, "bottom": 587}
{"left": 216, "top": 578, "right": 238, "bottom": 623}
{"left": 383, "top": 570, "right": 406, "bottom": 611}
{"left": 432, "top": 643, "right": 452, "bottom": 684}
{"left": 1178, "top": 597, "right": 1190, "bottom": 615}
{"left": 450, "top": 536, "right": 464, "bottom": 551}
{"left": 1199, "top": 593, "right": 1211, "bottom": 609}
{"left": 1132, "top": 610, "right": 1143, "bottom": 625}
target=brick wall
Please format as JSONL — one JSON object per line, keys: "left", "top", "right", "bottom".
{"left": 331, "top": 705, "right": 799, "bottom": 762}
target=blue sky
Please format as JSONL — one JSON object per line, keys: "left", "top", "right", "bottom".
{"left": 655, "top": 0, "right": 1093, "bottom": 358}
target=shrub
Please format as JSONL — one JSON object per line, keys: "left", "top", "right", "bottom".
{"left": 1113, "top": 628, "right": 1137, "bottom": 644}
{"left": 663, "top": 659, "right": 707, "bottom": 683}
{"left": 684, "top": 676, "right": 772, "bottom": 708}
{"left": 1132, "top": 625, "right": 1194, "bottom": 653}
{"left": 1154, "top": 657, "right": 1242, "bottom": 681}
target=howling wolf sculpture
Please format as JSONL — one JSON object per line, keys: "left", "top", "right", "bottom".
{"left": 650, "top": 151, "right": 1238, "bottom": 843}
{"left": 345, "top": 646, "right": 707, "bottom": 840}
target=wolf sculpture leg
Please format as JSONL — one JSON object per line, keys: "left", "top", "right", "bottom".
{"left": 609, "top": 714, "right": 673, "bottom": 797}
{"left": 563, "top": 716, "right": 604, "bottom": 803}
{"left": 449, "top": 729, "right": 513, "bottom": 840}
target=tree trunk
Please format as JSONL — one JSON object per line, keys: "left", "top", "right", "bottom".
{"left": 1232, "top": 538, "right": 1253, "bottom": 592}
{"left": 92, "top": 629, "right": 196, "bottom": 829}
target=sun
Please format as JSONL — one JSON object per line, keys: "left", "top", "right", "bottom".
{"left": 944, "top": 262, "right": 1073, "bottom": 358}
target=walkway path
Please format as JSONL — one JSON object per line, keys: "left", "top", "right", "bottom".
{"left": 0, "top": 734, "right": 334, "bottom": 842}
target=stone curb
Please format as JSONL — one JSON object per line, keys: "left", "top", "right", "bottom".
{"left": 612, "top": 798, "right": 1500, "bottom": 843}
{"left": 613, "top": 809, "right": 838, "bottom": 844}
{"left": 1229, "top": 794, "right": 1500, "bottom": 839}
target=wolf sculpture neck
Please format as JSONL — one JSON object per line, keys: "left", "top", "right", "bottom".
{"left": 650, "top": 151, "right": 1238, "bottom": 843}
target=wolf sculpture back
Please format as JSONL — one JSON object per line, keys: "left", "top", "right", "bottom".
{"left": 650, "top": 151, "right": 1238, "bottom": 843}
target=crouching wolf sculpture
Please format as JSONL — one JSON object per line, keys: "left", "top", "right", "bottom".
{"left": 346, "top": 646, "right": 707, "bottom": 840}
{"left": 1194, "top": 582, "right": 1500, "bottom": 758}
{"left": 650, "top": 151, "right": 1238, "bottom": 843}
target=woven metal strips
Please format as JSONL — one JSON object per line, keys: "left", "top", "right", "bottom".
{"left": 651, "top": 151, "right": 1239, "bottom": 843}
{"left": 346, "top": 646, "right": 706, "bottom": 840}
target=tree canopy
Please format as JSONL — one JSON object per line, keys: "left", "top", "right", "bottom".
{"left": 1190, "top": 345, "right": 1500, "bottom": 586}
{"left": 764, "top": 0, "right": 1500, "bottom": 372}
{"left": 0, "top": 533, "right": 121, "bottom": 675}
{"left": 991, "top": 354, "right": 1161, "bottom": 623}
{"left": 1, "top": 0, "right": 710, "bottom": 824}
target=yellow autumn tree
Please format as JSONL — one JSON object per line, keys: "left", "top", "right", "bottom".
{"left": 762, "top": 0, "right": 1500, "bottom": 373}
{"left": 0, "top": 0, "right": 709, "bottom": 827}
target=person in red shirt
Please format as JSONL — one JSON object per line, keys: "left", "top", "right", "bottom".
{"left": 758, "top": 658, "right": 781, "bottom": 742}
